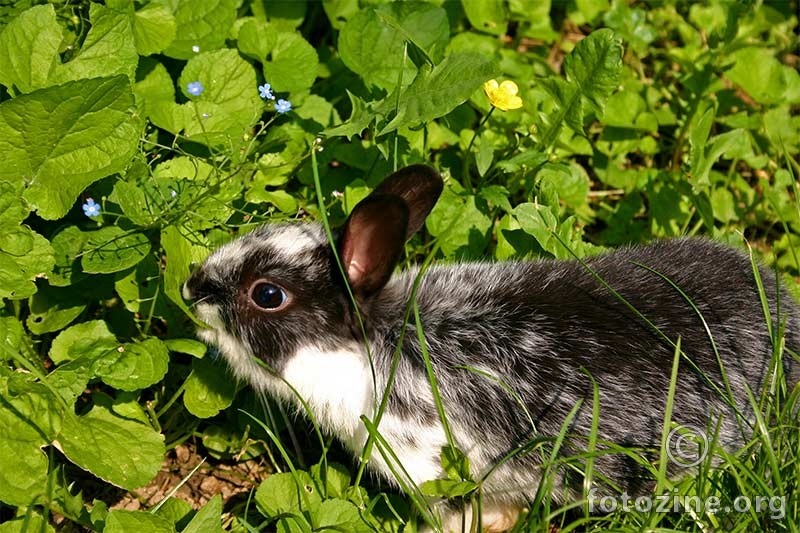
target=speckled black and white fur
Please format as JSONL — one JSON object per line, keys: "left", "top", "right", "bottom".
{"left": 184, "top": 165, "right": 799, "bottom": 532}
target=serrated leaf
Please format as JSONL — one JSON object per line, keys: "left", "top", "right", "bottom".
{"left": 52, "top": 3, "right": 138, "bottom": 84}
{"left": 0, "top": 4, "right": 61, "bottom": 93}
{"left": 0, "top": 75, "right": 140, "bottom": 220}
{"left": 537, "top": 28, "right": 623, "bottom": 148}
{"left": 82, "top": 226, "right": 151, "bottom": 274}
{"left": 163, "top": 0, "right": 239, "bottom": 59}
{"left": 322, "top": 90, "right": 374, "bottom": 139}
{"left": 56, "top": 397, "right": 164, "bottom": 490}
{"left": 183, "top": 357, "right": 237, "bottom": 418}
{"left": 376, "top": 52, "right": 500, "bottom": 136}
{"left": 93, "top": 337, "right": 169, "bottom": 391}
{"left": 262, "top": 32, "right": 318, "bottom": 93}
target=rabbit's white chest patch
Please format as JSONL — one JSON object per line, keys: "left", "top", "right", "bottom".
{"left": 281, "top": 344, "right": 375, "bottom": 442}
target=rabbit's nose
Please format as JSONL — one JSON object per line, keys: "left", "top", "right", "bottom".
{"left": 183, "top": 267, "right": 217, "bottom": 303}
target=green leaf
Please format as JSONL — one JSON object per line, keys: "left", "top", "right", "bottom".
{"left": 82, "top": 226, "right": 152, "bottom": 274}
{"left": 726, "top": 47, "right": 800, "bottom": 105}
{"left": 339, "top": 4, "right": 449, "bottom": 91}
{"left": 49, "top": 225, "right": 90, "bottom": 287}
{"left": 53, "top": 3, "right": 138, "bottom": 84}
{"left": 256, "top": 190, "right": 298, "bottom": 214}
{"left": 513, "top": 202, "right": 561, "bottom": 257}
{"left": 441, "top": 445, "right": 471, "bottom": 481}
{"left": 0, "top": 181, "right": 29, "bottom": 225}
{"left": 0, "top": 225, "right": 33, "bottom": 256}
{"left": 49, "top": 320, "right": 117, "bottom": 365}
{"left": 163, "top": 0, "right": 239, "bottom": 59}
{"left": 0, "top": 230, "right": 54, "bottom": 300}
{"left": 461, "top": 0, "right": 508, "bottom": 36}
{"left": 93, "top": 337, "right": 170, "bottom": 391}
{"left": 0, "top": 75, "right": 140, "bottom": 220}
{"left": 322, "top": 90, "right": 374, "bottom": 139}
{"left": 310, "top": 462, "right": 351, "bottom": 499}
{"left": 26, "top": 285, "right": 87, "bottom": 334}
{"left": 0, "top": 440, "right": 49, "bottom": 507}
{"left": 132, "top": 5, "right": 177, "bottom": 56}
{"left": 419, "top": 478, "right": 478, "bottom": 498}
{"left": 164, "top": 338, "right": 208, "bottom": 358}
{"left": 0, "top": 378, "right": 61, "bottom": 506}
{"left": 182, "top": 495, "right": 225, "bottom": 533}
{"left": 104, "top": 510, "right": 174, "bottom": 533}
{"left": 426, "top": 185, "right": 492, "bottom": 258}
{"left": 0, "top": 252, "right": 36, "bottom": 300}
{"left": 0, "top": 4, "right": 61, "bottom": 93}
{"left": 255, "top": 471, "right": 321, "bottom": 517}
{"left": 116, "top": 258, "right": 157, "bottom": 312}
{"left": 376, "top": 52, "right": 500, "bottom": 136}
{"left": 237, "top": 18, "right": 277, "bottom": 61}
{"left": 161, "top": 225, "right": 196, "bottom": 316}
{"left": 262, "top": 32, "right": 319, "bottom": 93}
{"left": 537, "top": 162, "right": 590, "bottom": 207}
{"left": 0, "top": 513, "right": 55, "bottom": 533}
{"left": 56, "top": 396, "right": 164, "bottom": 490}
{"left": 183, "top": 357, "right": 237, "bottom": 418}
{"left": 537, "top": 28, "right": 623, "bottom": 148}
{"left": 177, "top": 49, "right": 261, "bottom": 146}
{"left": 311, "top": 499, "right": 372, "bottom": 533}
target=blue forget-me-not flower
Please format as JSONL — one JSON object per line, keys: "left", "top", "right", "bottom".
{"left": 187, "top": 81, "right": 204, "bottom": 96}
{"left": 83, "top": 198, "right": 101, "bottom": 218}
{"left": 275, "top": 99, "right": 292, "bottom": 113}
{"left": 259, "top": 83, "right": 274, "bottom": 100}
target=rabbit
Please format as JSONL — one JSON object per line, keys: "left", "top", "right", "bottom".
{"left": 183, "top": 164, "right": 799, "bottom": 532}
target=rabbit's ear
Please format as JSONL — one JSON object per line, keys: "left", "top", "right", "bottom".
{"left": 371, "top": 164, "right": 443, "bottom": 238}
{"left": 339, "top": 195, "right": 409, "bottom": 296}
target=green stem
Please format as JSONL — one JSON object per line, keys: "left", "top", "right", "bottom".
{"left": 462, "top": 107, "right": 495, "bottom": 191}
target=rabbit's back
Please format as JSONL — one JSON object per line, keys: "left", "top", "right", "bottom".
{"left": 370, "top": 238, "right": 798, "bottom": 499}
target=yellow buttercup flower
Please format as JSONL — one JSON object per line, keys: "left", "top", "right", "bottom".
{"left": 483, "top": 79, "right": 523, "bottom": 111}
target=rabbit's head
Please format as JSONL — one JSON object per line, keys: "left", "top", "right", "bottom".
{"left": 182, "top": 165, "right": 443, "bottom": 390}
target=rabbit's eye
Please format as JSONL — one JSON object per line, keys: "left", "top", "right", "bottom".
{"left": 250, "top": 282, "right": 287, "bottom": 310}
